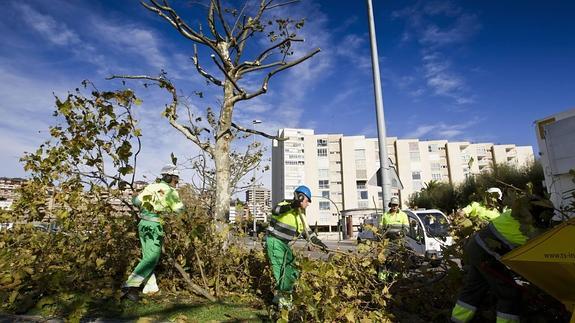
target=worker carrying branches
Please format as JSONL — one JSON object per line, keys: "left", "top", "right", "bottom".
{"left": 266, "top": 185, "right": 328, "bottom": 310}
{"left": 121, "top": 164, "right": 185, "bottom": 302}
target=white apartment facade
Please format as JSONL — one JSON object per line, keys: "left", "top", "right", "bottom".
{"left": 272, "top": 128, "right": 534, "bottom": 232}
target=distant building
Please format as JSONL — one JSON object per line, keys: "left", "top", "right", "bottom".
{"left": 272, "top": 128, "right": 534, "bottom": 232}
{"left": 0, "top": 177, "right": 26, "bottom": 210}
{"left": 246, "top": 186, "right": 271, "bottom": 222}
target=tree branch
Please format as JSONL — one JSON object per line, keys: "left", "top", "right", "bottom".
{"left": 231, "top": 122, "right": 286, "bottom": 141}
{"left": 107, "top": 74, "right": 214, "bottom": 155}
{"left": 210, "top": 54, "right": 243, "bottom": 94}
{"left": 267, "top": 0, "right": 300, "bottom": 10}
{"left": 192, "top": 44, "right": 223, "bottom": 86}
{"left": 141, "top": 0, "right": 228, "bottom": 64}
{"left": 238, "top": 47, "right": 320, "bottom": 101}
{"left": 214, "top": 0, "right": 232, "bottom": 40}
{"left": 237, "top": 38, "right": 303, "bottom": 75}
{"left": 207, "top": 0, "right": 224, "bottom": 41}
{"left": 141, "top": 0, "right": 208, "bottom": 44}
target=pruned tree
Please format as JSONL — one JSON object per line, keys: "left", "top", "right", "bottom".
{"left": 110, "top": 0, "right": 319, "bottom": 225}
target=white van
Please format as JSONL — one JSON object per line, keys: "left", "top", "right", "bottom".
{"left": 357, "top": 209, "right": 453, "bottom": 261}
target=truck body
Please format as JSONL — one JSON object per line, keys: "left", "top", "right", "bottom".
{"left": 535, "top": 108, "right": 575, "bottom": 220}
{"left": 500, "top": 109, "right": 575, "bottom": 321}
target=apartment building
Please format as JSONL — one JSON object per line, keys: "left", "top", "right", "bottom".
{"left": 246, "top": 186, "right": 272, "bottom": 222}
{"left": 0, "top": 177, "right": 26, "bottom": 210}
{"left": 272, "top": 128, "right": 534, "bottom": 232}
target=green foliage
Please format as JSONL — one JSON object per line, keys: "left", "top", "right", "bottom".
{"left": 409, "top": 161, "right": 545, "bottom": 214}
{"left": 21, "top": 84, "right": 142, "bottom": 192}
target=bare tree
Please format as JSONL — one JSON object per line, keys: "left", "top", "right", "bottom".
{"left": 110, "top": 0, "right": 319, "bottom": 226}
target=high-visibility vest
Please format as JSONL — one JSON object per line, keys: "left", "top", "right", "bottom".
{"left": 268, "top": 201, "right": 312, "bottom": 243}
{"left": 380, "top": 210, "right": 409, "bottom": 233}
{"left": 133, "top": 181, "right": 184, "bottom": 220}
{"left": 463, "top": 202, "right": 500, "bottom": 221}
{"left": 475, "top": 210, "right": 536, "bottom": 259}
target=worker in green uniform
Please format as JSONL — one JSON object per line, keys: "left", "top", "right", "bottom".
{"left": 121, "top": 164, "right": 184, "bottom": 301}
{"left": 380, "top": 196, "right": 409, "bottom": 238}
{"left": 451, "top": 195, "right": 554, "bottom": 323}
{"left": 461, "top": 187, "right": 504, "bottom": 222}
{"left": 378, "top": 196, "right": 409, "bottom": 281}
{"left": 266, "top": 185, "right": 328, "bottom": 309}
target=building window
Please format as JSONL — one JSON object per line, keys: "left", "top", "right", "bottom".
{"left": 319, "top": 201, "right": 330, "bottom": 210}
{"left": 428, "top": 144, "right": 438, "bottom": 152}
{"left": 318, "top": 169, "right": 329, "bottom": 178}
{"left": 410, "top": 151, "right": 420, "bottom": 162}
{"left": 432, "top": 173, "right": 442, "bottom": 181}
{"left": 356, "top": 181, "right": 366, "bottom": 189}
{"left": 359, "top": 191, "right": 368, "bottom": 200}
{"left": 317, "top": 139, "right": 328, "bottom": 147}
{"left": 322, "top": 191, "right": 330, "bottom": 199}
{"left": 358, "top": 201, "right": 369, "bottom": 208}
{"left": 412, "top": 171, "right": 421, "bottom": 180}
{"left": 409, "top": 142, "right": 419, "bottom": 151}
{"left": 431, "top": 162, "right": 441, "bottom": 171}
{"left": 317, "top": 148, "right": 328, "bottom": 157}
{"left": 319, "top": 180, "right": 329, "bottom": 189}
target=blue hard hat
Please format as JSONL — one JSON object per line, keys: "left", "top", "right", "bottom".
{"left": 294, "top": 185, "right": 312, "bottom": 202}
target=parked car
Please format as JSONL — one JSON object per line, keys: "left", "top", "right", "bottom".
{"left": 357, "top": 209, "right": 453, "bottom": 262}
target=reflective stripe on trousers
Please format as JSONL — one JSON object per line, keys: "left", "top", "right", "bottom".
{"left": 451, "top": 300, "right": 476, "bottom": 322}
{"left": 496, "top": 311, "right": 520, "bottom": 323}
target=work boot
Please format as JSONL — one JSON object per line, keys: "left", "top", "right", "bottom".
{"left": 272, "top": 292, "right": 293, "bottom": 310}
{"left": 121, "top": 287, "right": 140, "bottom": 302}
{"left": 278, "top": 296, "right": 293, "bottom": 310}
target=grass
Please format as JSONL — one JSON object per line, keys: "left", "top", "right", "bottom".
{"left": 17, "top": 292, "right": 270, "bottom": 322}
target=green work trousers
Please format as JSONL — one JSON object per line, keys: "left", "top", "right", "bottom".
{"left": 124, "top": 220, "right": 164, "bottom": 288}
{"left": 266, "top": 235, "right": 298, "bottom": 293}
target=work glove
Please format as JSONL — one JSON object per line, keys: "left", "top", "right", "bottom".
{"left": 311, "top": 235, "right": 329, "bottom": 253}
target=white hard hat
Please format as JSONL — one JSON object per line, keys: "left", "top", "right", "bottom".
{"left": 389, "top": 196, "right": 400, "bottom": 205}
{"left": 160, "top": 164, "right": 179, "bottom": 177}
{"left": 486, "top": 187, "right": 502, "bottom": 200}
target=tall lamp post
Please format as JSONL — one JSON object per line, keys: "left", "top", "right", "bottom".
{"left": 366, "top": 0, "right": 391, "bottom": 211}
{"left": 252, "top": 119, "right": 262, "bottom": 240}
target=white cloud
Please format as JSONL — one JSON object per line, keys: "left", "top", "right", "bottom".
{"left": 92, "top": 22, "right": 168, "bottom": 72}
{"left": 420, "top": 14, "right": 481, "bottom": 47}
{"left": 422, "top": 51, "right": 473, "bottom": 104}
{"left": 405, "top": 118, "right": 481, "bottom": 140}
{"left": 14, "top": 3, "right": 80, "bottom": 46}
{"left": 393, "top": 0, "right": 480, "bottom": 105}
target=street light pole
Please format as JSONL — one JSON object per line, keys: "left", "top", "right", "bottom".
{"left": 252, "top": 119, "right": 262, "bottom": 240}
{"left": 366, "top": 0, "right": 392, "bottom": 212}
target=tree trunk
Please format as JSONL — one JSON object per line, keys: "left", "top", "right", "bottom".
{"left": 213, "top": 80, "right": 234, "bottom": 224}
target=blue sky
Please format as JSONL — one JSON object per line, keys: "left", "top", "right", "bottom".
{"left": 1, "top": 0, "right": 574, "bottom": 188}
